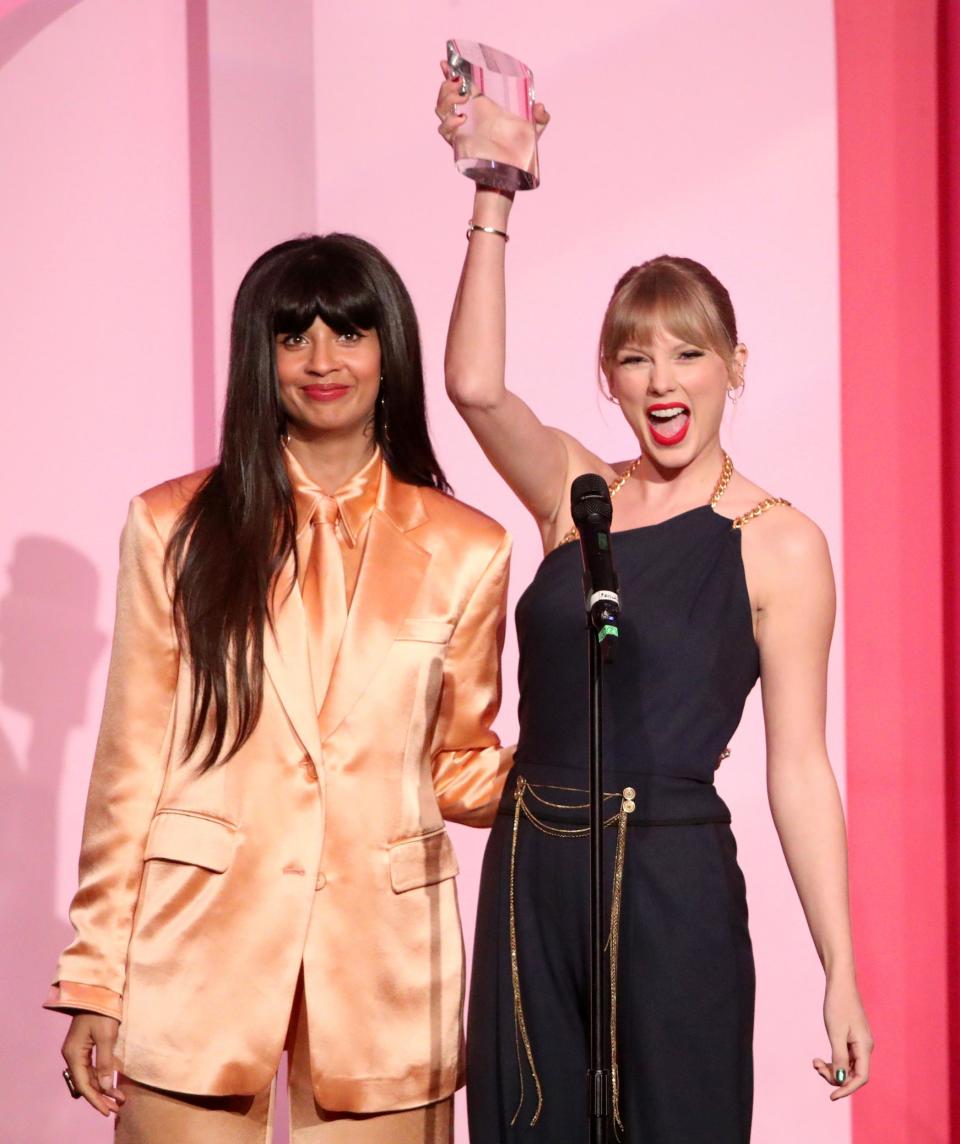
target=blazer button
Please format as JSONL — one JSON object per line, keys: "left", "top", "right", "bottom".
{"left": 315, "top": 872, "right": 327, "bottom": 890}
{"left": 303, "top": 759, "right": 319, "bottom": 783}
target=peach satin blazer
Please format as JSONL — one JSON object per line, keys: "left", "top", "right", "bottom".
{"left": 45, "top": 463, "right": 512, "bottom": 1113}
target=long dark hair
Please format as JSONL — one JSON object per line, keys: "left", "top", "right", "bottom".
{"left": 167, "top": 234, "right": 448, "bottom": 770}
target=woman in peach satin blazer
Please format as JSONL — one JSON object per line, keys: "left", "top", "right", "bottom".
{"left": 46, "top": 235, "right": 512, "bottom": 1136}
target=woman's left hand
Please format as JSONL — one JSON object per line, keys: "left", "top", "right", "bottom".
{"left": 813, "top": 978, "right": 874, "bottom": 1099}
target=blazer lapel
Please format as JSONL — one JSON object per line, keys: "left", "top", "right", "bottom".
{"left": 263, "top": 561, "right": 325, "bottom": 770}
{"left": 317, "top": 473, "right": 430, "bottom": 742}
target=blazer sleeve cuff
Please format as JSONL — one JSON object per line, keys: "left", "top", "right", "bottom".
{"left": 437, "top": 744, "right": 515, "bottom": 827}
{"left": 43, "top": 981, "right": 122, "bottom": 1021}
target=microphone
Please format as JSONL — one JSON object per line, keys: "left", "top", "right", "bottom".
{"left": 570, "top": 474, "right": 620, "bottom": 650}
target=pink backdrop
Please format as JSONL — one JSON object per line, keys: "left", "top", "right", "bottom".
{"left": 0, "top": 1, "right": 910, "bottom": 1140}
{"left": 836, "top": 1, "right": 955, "bottom": 1140}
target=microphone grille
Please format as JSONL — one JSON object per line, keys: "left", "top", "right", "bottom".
{"left": 570, "top": 473, "right": 612, "bottom": 526}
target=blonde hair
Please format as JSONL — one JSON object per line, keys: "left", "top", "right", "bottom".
{"left": 598, "top": 256, "right": 739, "bottom": 395}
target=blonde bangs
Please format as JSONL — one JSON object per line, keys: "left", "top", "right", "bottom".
{"left": 598, "top": 256, "right": 739, "bottom": 387}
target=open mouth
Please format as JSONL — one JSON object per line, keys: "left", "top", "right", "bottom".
{"left": 647, "top": 402, "right": 690, "bottom": 446}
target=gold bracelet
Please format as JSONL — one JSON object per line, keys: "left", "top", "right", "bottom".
{"left": 466, "top": 221, "right": 509, "bottom": 242}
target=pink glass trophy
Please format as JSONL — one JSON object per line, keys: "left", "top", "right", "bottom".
{"left": 446, "top": 39, "right": 540, "bottom": 191}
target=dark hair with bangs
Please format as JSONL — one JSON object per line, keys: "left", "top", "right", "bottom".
{"left": 167, "top": 234, "right": 448, "bottom": 771}
{"left": 598, "top": 255, "right": 739, "bottom": 396}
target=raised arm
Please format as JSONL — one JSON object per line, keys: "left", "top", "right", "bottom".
{"left": 748, "top": 511, "right": 873, "bottom": 1101}
{"left": 436, "top": 70, "right": 570, "bottom": 540}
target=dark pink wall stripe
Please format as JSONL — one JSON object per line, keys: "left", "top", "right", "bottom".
{"left": 836, "top": 1, "right": 953, "bottom": 1140}
{"left": 939, "top": 0, "right": 960, "bottom": 1136}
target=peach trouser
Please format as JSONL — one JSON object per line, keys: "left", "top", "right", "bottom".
{"left": 114, "top": 979, "right": 454, "bottom": 1143}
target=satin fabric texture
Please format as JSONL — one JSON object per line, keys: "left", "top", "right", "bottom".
{"left": 114, "top": 974, "right": 454, "bottom": 1142}
{"left": 45, "top": 459, "right": 513, "bottom": 1114}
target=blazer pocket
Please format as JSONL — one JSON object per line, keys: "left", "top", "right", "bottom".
{"left": 388, "top": 827, "right": 460, "bottom": 893}
{"left": 395, "top": 619, "right": 455, "bottom": 644}
{"left": 144, "top": 811, "right": 238, "bottom": 873}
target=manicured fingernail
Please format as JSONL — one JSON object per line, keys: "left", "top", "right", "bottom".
{"left": 835, "top": 1068, "right": 847, "bottom": 1083}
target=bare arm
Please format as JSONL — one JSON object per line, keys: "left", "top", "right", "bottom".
{"left": 437, "top": 72, "right": 570, "bottom": 537}
{"left": 749, "top": 511, "right": 873, "bottom": 1099}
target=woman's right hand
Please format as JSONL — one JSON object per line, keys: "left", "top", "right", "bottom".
{"left": 61, "top": 1012, "right": 125, "bottom": 1116}
{"left": 434, "top": 61, "right": 550, "bottom": 150}
{"left": 435, "top": 62, "right": 468, "bottom": 146}
{"left": 437, "top": 58, "right": 567, "bottom": 544}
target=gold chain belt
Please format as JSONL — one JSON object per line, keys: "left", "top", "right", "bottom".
{"left": 509, "top": 776, "right": 635, "bottom": 1136}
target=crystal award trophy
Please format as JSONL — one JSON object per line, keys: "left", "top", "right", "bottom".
{"left": 446, "top": 39, "right": 540, "bottom": 191}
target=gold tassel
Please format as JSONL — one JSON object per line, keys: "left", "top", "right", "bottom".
{"left": 608, "top": 800, "right": 630, "bottom": 1136}
{"left": 508, "top": 778, "right": 633, "bottom": 1132}
{"left": 509, "top": 778, "right": 543, "bottom": 1126}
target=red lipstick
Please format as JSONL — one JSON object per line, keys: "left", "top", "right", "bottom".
{"left": 302, "top": 384, "right": 351, "bottom": 402}
{"left": 647, "top": 402, "right": 690, "bottom": 446}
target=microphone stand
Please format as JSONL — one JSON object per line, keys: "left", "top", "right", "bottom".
{"left": 586, "top": 598, "right": 618, "bottom": 1142}
{"left": 570, "top": 473, "right": 620, "bottom": 1141}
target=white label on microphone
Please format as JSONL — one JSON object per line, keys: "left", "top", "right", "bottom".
{"left": 587, "top": 589, "right": 620, "bottom": 610}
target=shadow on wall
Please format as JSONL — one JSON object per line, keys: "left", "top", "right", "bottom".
{"left": 0, "top": 0, "right": 84, "bottom": 68}
{"left": 0, "top": 536, "right": 107, "bottom": 1143}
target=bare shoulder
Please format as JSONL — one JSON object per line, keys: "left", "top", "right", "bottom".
{"left": 743, "top": 503, "right": 829, "bottom": 564}
{"left": 538, "top": 430, "right": 625, "bottom": 550}
{"left": 738, "top": 500, "right": 834, "bottom": 622}
{"left": 552, "top": 429, "right": 620, "bottom": 484}
{"left": 723, "top": 467, "right": 831, "bottom": 598}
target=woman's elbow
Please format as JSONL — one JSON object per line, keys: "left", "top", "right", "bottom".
{"left": 444, "top": 370, "right": 501, "bottom": 413}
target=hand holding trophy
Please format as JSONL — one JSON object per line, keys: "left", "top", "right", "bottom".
{"left": 436, "top": 40, "right": 549, "bottom": 192}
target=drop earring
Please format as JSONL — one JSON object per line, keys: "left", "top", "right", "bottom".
{"left": 378, "top": 383, "right": 389, "bottom": 439}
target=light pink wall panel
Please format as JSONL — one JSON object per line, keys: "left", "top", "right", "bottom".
{"left": 204, "top": 0, "right": 318, "bottom": 453}
{"left": 0, "top": 1, "right": 849, "bottom": 1139}
{"left": 0, "top": 2, "right": 194, "bottom": 1141}
{"left": 311, "top": 3, "right": 847, "bottom": 1141}
{"left": 195, "top": 5, "right": 318, "bottom": 1132}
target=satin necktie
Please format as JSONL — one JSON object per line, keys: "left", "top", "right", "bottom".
{"left": 301, "top": 495, "right": 348, "bottom": 714}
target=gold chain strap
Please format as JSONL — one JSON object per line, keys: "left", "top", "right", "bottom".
{"left": 732, "top": 496, "right": 791, "bottom": 529}
{"left": 557, "top": 457, "right": 642, "bottom": 548}
{"left": 558, "top": 452, "right": 734, "bottom": 549}
{"left": 608, "top": 456, "right": 644, "bottom": 500}
{"left": 509, "top": 776, "right": 633, "bottom": 1133}
{"left": 710, "top": 451, "right": 734, "bottom": 507}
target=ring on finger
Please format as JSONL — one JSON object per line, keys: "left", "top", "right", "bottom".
{"left": 62, "top": 1068, "right": 81, "bottom": 1099}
